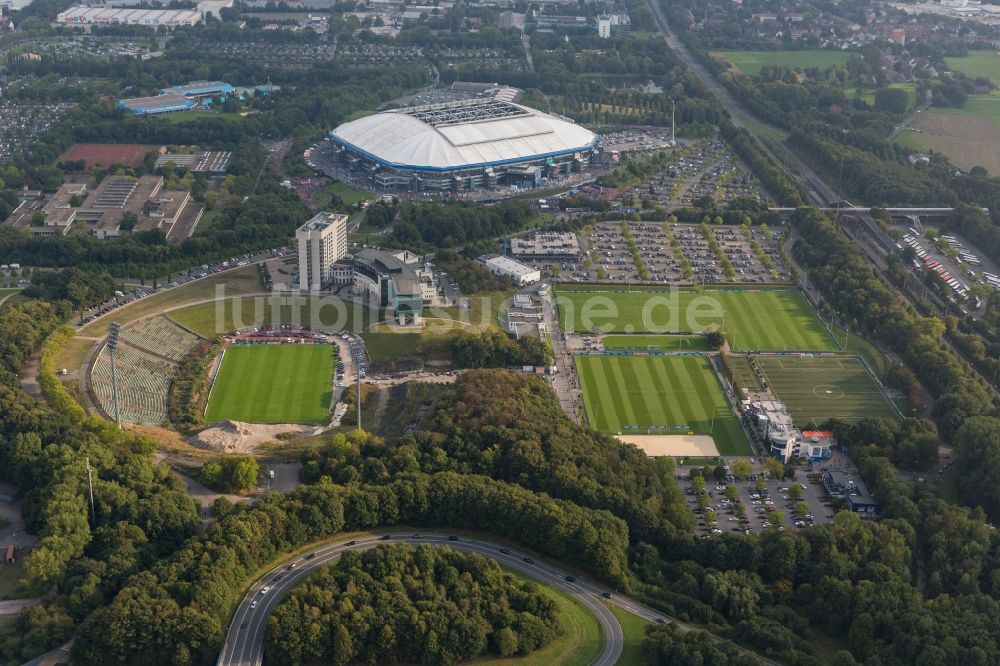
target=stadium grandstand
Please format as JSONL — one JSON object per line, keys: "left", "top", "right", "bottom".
{"left": 90, "top": 316, "right": 202, "bottom": 425}
{"left": 329, "top": 99, "right": 598, "bottom": 193}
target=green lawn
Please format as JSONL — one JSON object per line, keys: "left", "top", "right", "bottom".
{"left": 945, "top": 52, "right": 1000, "bottom": 90}
{"left": 756, "top": 355, "right": 899, "bottom": 427}
{"left": 555, "top": 287, "right": 838, "bottom": 352}
{"left": 205, "top": 344, "right": 334, "bottom": 424}
{"left": 713, "top": 49, "right": 854, "bottom": 75}
{"left": 163, "top": 111, "right": 244, "bottom": 123}
{"left": 602, "top": 334, "right": 707, "bottom": 352}
{"left": 170, "top": 295, "right": 373, "bottom": 338}
{"left": 844, "top": 83, "right": 917, "bottom": 111}
{"left": 315, "top": 181, "right": 375, "bottom": 207}
{"left": 0, "top": 288, "right": 19, "bottom": 306}
{"left": 609, "top": 604, "right": 651, "bottom": 666}
{"left": 472, "top": 571, "right": 602, "bottom": 666}
{"left": 575, "top": 355, "right": 752, "bottom": 455}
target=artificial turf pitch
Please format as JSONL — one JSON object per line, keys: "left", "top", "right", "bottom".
{"left": 556, "top": 287, "right": 837, "bottom": 352}
{"left": 205, "top": 344, "right": 334, "bottom": 424}
{"left": 575, "top": 355, "right": 752, "bottom": 456}
{"left": 756, "top": 355, "right": 899, "bottom": 426}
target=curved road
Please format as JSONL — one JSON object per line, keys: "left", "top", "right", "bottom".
{"left": 218, "top": 532, "right": 779, "bottom": 666}
{"left": 219, "top": 533, "right": 636, "bottom": 666}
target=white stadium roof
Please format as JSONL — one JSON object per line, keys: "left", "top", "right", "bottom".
{"left": 331, "top": 100, "right": 597, "bottom": 172}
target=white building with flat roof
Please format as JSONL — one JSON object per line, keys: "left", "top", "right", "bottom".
{"left": 297, "top": 212, "right": 348, "bottom": 291}
{"left": 476, "top": 254, "right": 541, "bottom": 285}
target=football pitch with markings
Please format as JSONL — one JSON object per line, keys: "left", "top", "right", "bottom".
{"left": 756, "top": 355, "right": 899, "bottom": 426}
{"left": 555, "top": 287, "right": 838, "bottom": 352}
{"left": 575, "top": 355, "right": 752, "bottom": 456}
{"left": 205, "top": 344, "right": 334, "bottom": 424}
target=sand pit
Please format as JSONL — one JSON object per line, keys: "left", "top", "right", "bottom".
{"left": 617, "top": 434, "right": 720, "bottom": 457}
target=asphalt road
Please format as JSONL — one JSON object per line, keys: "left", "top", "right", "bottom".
{"left": 218, "top": 532, "right": 779, "bottom": 666}
{"left": 217, "top": 533, "right": 627, "bottom": 666}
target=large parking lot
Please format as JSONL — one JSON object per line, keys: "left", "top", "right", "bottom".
{"left": 549, "top": 220, "right": 788, "bottom": 285}
{"left": 676, "top": 468, "right": 836, "bottom": 536}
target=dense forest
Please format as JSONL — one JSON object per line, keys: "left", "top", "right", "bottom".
{"left": 265, "top": 544, "right": 560, "bottom": 665}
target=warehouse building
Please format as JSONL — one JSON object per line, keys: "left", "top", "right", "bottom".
{"left": 118, "top": 81, "right": 235, "bottom": 116}
{"left": 329, "top": 98, "right": 598, "bottom": 193}
{"left": 57, "top": 6, "right": 202, "bottom": 25}
{"left": 476, "top": 254, "right": 541, "bottom": 285}
{"left": 119, "top": 93, "right": 194, "bottom": 116}
{"left": 296, "top": 212, "right": 348, "bottom": 291}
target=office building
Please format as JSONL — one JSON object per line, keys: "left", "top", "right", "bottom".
{"left": 297, "top": 212, "right": 348, "bottom": 291}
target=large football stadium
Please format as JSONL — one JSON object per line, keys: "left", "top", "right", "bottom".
{"left": 329, "top": 99, "right": 598, "bottom": 193}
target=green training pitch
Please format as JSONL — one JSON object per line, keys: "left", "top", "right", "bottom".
{"left": 555, "top": 287, "right": 838, "bottom": 352}
{"left": 756, "top": 355, "right": 899, "bottom": 426}
{"left": 205, "top": 344, "right": 334, "bottom": 424}
{"left": 575, "top": 355, "right": 752, "bottom": 456}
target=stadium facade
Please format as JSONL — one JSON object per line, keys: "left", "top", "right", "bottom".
{"left": 329, "top": 99, "right": 598, "bottom": 193}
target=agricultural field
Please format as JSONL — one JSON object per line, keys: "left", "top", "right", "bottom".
{"left": 899, "top": 99, "right": 1000, "bottom": 175}
{"left": 555, "top": 287, "right": 837, "bottom": 352}
{"left": 205, "top": 344, "right": 335, "bottom": 424}
{"left": 756, "top": 355, "right": 898, "bottom": 426}
{"left": 575, "top": 355, "right": 752, "bottom": 455}
{"left": 945, "top": 52, "right": 1000, "bottom": 89}
{"left": 712, "top": 49, "right": 854, "bottom": 75}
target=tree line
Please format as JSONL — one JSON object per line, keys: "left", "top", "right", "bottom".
{"left": 265, "top": 544, "right": 560, "bottom": 665}
{"left": 299, "top": 371, "right": 695, "bottom": 551}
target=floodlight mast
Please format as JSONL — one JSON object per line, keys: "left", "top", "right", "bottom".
{"left": 107, "top": 322, "right": 122, "bottom": 429}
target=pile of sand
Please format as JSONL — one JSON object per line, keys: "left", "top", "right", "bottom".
{"left": 189, "top": 420, "right": 309, "bottom": 453}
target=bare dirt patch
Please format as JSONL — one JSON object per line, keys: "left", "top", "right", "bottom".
{"left": 189, "top": 420, "right": 311, "bottom": 454}
{"left": 616, "top": 434, "right": 720, "bottom": 457}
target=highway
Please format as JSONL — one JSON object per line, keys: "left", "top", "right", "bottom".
{"left": 217, "top": 532, "right": 779, "bottom": 666}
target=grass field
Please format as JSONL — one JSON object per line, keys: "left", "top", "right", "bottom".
{"left": 0, "top": 288, "right": 19, "bottom": 305}
{"left": 163, "top": 111, "right": 244, "bottom": 123}
{"left": 315, "top": 181, "right": 374, "bottom": 208}
{"left": 844, "top": 82, "right": 917, "bottom": 110}
{"left": 575, "top": 355, "right": 752, "bottom": 456}
{"left": 712, "top": 49, "right": 854, "bottom": 75}
{"left": 171, "top": 294, "right": 374, "bottom": 338}
{"left": 756, "top": 355, "right": 898, "bottom": 426}
{"left": 78, "top": 265, "right": 263, "bottom": 337}
{"left": 945, "top": 52, "right": 1000, "bottom": 89}
{"left": 205, "top": 344, "right": 334, "bottom": 424}
{"left": 602, "top": 334, "right": 707, "bottom": 351}
{"left": 555, "top": 287, "right": 837, "bottom": 352}
{"left": 472, "top": 571, "right": 602, "bottom": 666}
{"left": 609, "top": 605, "right": 651, "bottom": 666}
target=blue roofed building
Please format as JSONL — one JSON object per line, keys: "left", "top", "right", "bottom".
{"left": 118, "top": 93, "right": 194, "bottom": 116}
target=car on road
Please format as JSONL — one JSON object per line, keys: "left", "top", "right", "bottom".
{"left": 564, "top": 575, "right": 576, "bottom": 582}
{"left": 602, "top": 592, "right": 613, "bottom": 599}
{"left": 346, "top": 540, "right": 356, "bottom": 546}
{"left": 260, "top": 586, "right": 270, "bottom": 595}
{"left": 305, "top": 553, "right": 316, "bottom": 560}
{"left": 250, "top": 600, "right": 257, "bottom": 609}
{"left": 523, "top": 557, "right": 534, "bottom": 564}
{"left": 499, "top": 548, "right": 510, "bottom": 554}
{"left": 448, "top": 535, "right": 459, "bottom": 541}
{"left": 380, "top": 535, "right": 391, "bottom": 540}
